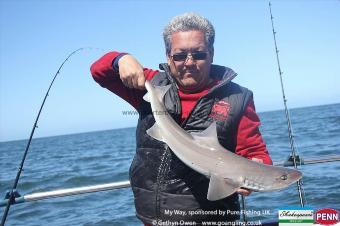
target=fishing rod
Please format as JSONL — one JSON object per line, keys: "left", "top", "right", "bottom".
{"left": 1, "top": 155, "right": 339, "bottom": 208}
{"left": 0, "top": 47, "right": 97, "bottom": 226}
{"left": 268, "top": 2, "right": 306, "bottom": 207}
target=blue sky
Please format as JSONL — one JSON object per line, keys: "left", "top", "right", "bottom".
{"left": 0, "top": 0, "right": 339, "bottom": 142}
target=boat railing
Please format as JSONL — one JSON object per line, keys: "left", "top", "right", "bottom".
{"left": 2, "top": 155, "right": 339, "bottom": 208}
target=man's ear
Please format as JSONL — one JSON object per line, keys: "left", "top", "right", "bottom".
{"left": 166, "top": 54, "right": 172, "bottom": 65}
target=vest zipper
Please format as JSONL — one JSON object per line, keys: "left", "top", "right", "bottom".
{"left": 154, "top": 144, "right": 171, "bottom": 222}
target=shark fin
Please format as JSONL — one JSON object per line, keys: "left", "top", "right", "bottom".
{"left": 146, "top": 124, "right": 164, "bottom": 142}
{"left": 191, "top": 122, "right": 222, "bottom": 150}
{"left": 143, "top": 92, "right": 150, "bottom": 102}
{"left": 207, "top": 174, "right": 239, "bottom": 201}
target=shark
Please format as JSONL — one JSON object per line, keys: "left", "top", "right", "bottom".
{"left": 143, "top": 80, "right": 302, "bottom": 201}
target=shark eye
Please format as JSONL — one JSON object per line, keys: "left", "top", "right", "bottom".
{"left": 280, "top": 175, "right": 288, "bottom": 180}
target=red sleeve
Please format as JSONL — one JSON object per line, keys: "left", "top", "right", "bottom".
{"left": 235, "top": 99, "right": 273, "bottom": 165}
{"left": 90, "top": 52, "right": 158, "bottom": 110}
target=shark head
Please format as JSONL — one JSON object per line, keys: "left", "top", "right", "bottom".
{"left": 266, "top": 167, "right": 302, "bottom": 191}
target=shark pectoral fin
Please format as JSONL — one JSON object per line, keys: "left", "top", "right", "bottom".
{"left": 146, "top": 124, "right": 164, "bottom": 142}
{"left": 207, "top": 175, "right": 239, "bottom": 201}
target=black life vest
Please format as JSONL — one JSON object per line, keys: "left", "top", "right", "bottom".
{"left": 129, "top": 64, "right": 253, "bottom": 224}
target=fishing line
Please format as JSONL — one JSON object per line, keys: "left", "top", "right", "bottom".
{"left": 1, "top": 47, "right": 105, "bottom": 226}
{"left": 268, "top": 2, "right": 306, "bottom": 207}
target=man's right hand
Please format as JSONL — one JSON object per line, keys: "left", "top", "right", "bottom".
{"left": 118, "top": 54, "right": 146, "bottom": 90}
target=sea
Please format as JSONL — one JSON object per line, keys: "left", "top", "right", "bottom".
{"left": 1, "top": 103, "right": 339, "bottom": 226}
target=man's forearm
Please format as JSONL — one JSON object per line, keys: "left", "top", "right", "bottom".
{"left": 90, "top": 51, "right": 122, "bottom": 88}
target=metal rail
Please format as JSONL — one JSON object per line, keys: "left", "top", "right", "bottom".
{"left": 276, "top": 155, "right": 340, "bottom": 167}
{"left": 1, "top": 155, "right": 339, "bottom": 208}
{"left": 0, "top": 181, "right": 131, "bottom": 207}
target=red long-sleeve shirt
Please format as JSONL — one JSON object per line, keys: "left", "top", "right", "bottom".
{"left": 90, "top": 52, "right": 272, "bottom": 165}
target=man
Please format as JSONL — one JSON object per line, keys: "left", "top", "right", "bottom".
{"left": 91, "top": 13, "right": 272, "bottom": 225}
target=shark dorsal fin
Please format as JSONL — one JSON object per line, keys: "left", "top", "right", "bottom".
{"left": 191, "top": 122, "right": 222, "bottom": 150}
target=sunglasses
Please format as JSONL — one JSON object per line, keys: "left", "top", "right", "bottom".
{"left": 171, "top": 52, "right": 208, "bottom": 62}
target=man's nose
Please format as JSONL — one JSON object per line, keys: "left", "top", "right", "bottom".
{"left": 184, "top": 54, "right": 195, "bottom": 66}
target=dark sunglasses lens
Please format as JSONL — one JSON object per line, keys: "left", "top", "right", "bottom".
{"left": 172, "top": 54, "right": 187, "bottom": 61}
{"left": 192, "top": 52, "right": 207, "bottom": 60}
{"left": 172, "top": 52, "right": 208, "bottom": 61}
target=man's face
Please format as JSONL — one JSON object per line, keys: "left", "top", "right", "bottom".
{"left": 167, "top": 30, "right": 214, "bottom": 93}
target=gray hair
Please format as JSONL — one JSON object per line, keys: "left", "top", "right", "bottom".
{"left": 163, "top": 12, "right": 215, "bottom": 55}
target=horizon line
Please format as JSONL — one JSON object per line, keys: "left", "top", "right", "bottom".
{"left": 1, "top": 101, "right": 339, "bottom": 143}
